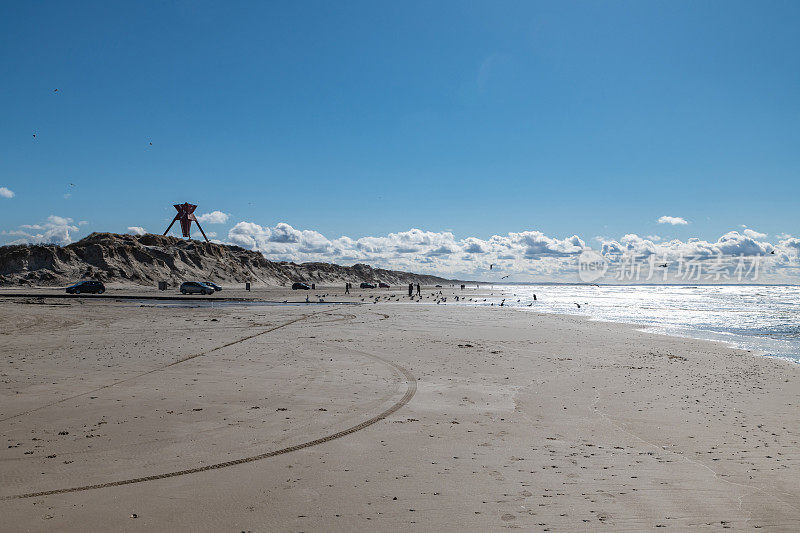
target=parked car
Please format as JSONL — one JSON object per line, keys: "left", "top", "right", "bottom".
{"left": 203, "top": 281, "right": 222, "bottom": 292}
{"left": 292, "top": 282, "right": 310, "bottom": 290}
{"left": 180, "top": 281, "right": 215, "bottom": 295}
{"left": 360, "top": 282, "right": 376, "bottom": 289}
{"left": 378, "top": 282, "right": 390, "bottom": 288}
{"left": 66, "top": 280, "right": 105, "bottom": 294}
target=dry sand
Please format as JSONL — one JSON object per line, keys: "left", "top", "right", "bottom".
{"left": 1, "top": 288, "right": 799, "bottom": 531}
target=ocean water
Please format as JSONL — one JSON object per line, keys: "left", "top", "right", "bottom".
{"left": 466, "top": 284, "right": 800, "bottom": 363}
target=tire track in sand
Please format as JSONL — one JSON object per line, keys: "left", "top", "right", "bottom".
{"left": 1, "top": 351, "right": 416, "bottom": 500}
{"left": 0, "top": 311, "right": 343, "bottom": 424}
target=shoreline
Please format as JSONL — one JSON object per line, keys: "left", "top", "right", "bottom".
{"left": 4, "top": 283, "right": 799, "bottom": 364}
{"left": 447, "top": 283, "right": 800, "bottom": 365}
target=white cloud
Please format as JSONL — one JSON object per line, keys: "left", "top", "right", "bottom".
{"left": 597, "top": 231, "right": 781, "bottom": 265}
{"left": 196, "top": 211, "right": 230, "bottom": 224}
{"left": 221, "top": 221, "right": 800, "bottom": 282}
{"left": 227, "top": 221, "right": 588, "bottom": 279}
{"left": 127, "top": 226, "right": 147, "bottom": 236}
{"left": 7, "top": 215, "right": 80, "bottom": 245}
{"left": 601, "top": 234, "right": 659, "bottom": 256}
{"left": 779, "top": 237, "right": 800, "bottom": 253}
{"left": 658, "top": 215, "right": 689, "bottom": 225}
{"left": 594, "top": 231, "right": 800, "bottom": 282}
{"left": 0, "top": 187, "right": 14, "bottom": 198}
{"left": 743, "top": 228, "right": 767, "bottom": 239}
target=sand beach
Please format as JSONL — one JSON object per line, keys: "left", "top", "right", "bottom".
{"left": 1, "top": 287, "right": 798, "bottom": 531}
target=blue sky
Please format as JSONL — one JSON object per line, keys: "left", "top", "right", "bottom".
{"left": 1, "top": 1, "right": 799, "bottom": 279}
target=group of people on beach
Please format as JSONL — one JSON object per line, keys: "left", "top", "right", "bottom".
{"left": 345, "top": 282, "right": 421, "bottom": 296}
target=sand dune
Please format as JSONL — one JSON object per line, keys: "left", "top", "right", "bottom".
{"left": 0, "top": 232, "right": 458, "bottom": 287}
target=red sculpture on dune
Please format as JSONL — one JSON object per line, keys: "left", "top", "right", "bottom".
{"left": 163, "top": 203, "right": 209, "bottom": 242}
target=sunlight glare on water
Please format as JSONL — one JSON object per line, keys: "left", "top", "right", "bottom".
{"left": 470, "top": 284, "right": 800, "bottom": 363}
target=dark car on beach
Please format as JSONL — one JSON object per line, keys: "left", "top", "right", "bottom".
{"left": 203, "top": 281, "right": 222, "bottom": 292}
{"left": 378, "top": 282, "right": 390, "bottom": 288}
{"left": 360, "top": 282, "right": 376, "bottom": 289}
{"left": 180, "top": 281, "right": 215, "bottom": 295}
{"left": 292, "top": 282, "right": 310, "bottom": 290}
{"left": 66, "top": 280, "right": 105, "bottom": 294}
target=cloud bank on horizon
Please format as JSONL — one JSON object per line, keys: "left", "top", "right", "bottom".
{"left": 222, "top": 221, "right": 800, "bottom": 283}
{"left": 3, "top": 216, "right": 799, "bottom": 283}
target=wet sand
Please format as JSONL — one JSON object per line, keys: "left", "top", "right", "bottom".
{"left": 1, "top": 290, "right": 799, "bottom": 531}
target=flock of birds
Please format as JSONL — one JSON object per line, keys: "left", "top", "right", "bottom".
{"left": 293, "top": 288, "right": 590, "bottom": 310}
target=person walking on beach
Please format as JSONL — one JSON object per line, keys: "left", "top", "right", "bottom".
{"left": 416, "top": 283, "right": 421, "bottom": 296}
{"left": 345, "top": 282, "right": 350, "bottom": 294}
{"left": 408, "top": 283, "right": 413, "bottom": 297}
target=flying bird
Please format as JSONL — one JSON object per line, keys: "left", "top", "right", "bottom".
{"left": 53, "top": 88, "right": 59, "bottom": 92}
{"left": 575, "top": 303, "right": 581, "bottom": 308}
{"left": 659, "top": 263, "right": 668, "bottom": 268}
{"left": 490, "top": 264, "right": 495, "bottom": 270}
{"left": 501, "top": 275, "right": 510, "bottom": 279}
